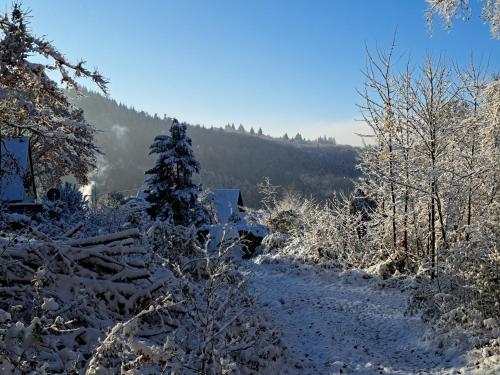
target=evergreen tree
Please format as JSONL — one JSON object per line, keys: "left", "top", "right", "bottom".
{"left": 294, "top": 133, "right": 303, "bottom": 142}
{"left": 238, "top": 124, "right": 246, "bottom": 132}
{"left": 283, "top": 133, "right": 289, "bottom": 141}
{"left": 258, "top": 127, "right": 263, "bottom": 136}
{"left": 250, "top": 127, "right": 255, "bottom": 135}
{"left": 145, "top": 119, "right": 203, "bottom": 225}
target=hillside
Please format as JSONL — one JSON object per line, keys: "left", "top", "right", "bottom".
{"left": 69, "top": 90, "right": 361, "bottom": 207}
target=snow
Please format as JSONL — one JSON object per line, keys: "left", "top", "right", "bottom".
{"left": 243, "top": 258, "right": 498, "bottom": 374}
{"left": 483, "top": 318, "right": 498, "bottom": 331}
{"left": 4, "top": 212, "right": 31, "bottom": 225}
{"left": 41, "top": 298, "right": 59, "bottom": 311}
{"left": 0, "top": 309, "right": 11, "bottom": 323}
{"left": 212, "top": 189, "right": 244, "bottom": 224}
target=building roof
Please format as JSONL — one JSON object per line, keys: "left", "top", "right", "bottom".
{"left": 212, "top": 189, "right": 244, "bottom": 224}
{"left": 1, "top": 137, "right": 36, "bottom": 203}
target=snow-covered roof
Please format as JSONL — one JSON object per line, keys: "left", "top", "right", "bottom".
{"left": 1, "top": 137, "right": 36, "bottom": 203}
{"left": 213, "top": 189, "right": 244, "bottom": 224}
{"left": 136, "top": 189, "right": 147, "bottom": 201}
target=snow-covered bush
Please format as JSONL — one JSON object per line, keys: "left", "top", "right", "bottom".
{"left": 85, "top": 223, "right": 288, "bottom": 374}
{"left": 80, "top": 199, "right": 151, "bottom": 238}
{"left": 37, "top": 190, "right": 143, "bottom": 240}
{"left": 43, "top": 182, "right": 87, "bottom": 222}
{"left": 436, "top": 200, "right": 500, "bottom": 320}
{"left": 261, "top": 232, "right": 290, "bottom": 254}
{"left": 100, "top": 191, "right": 126, "bottom": 208}
{"left": 268, "top": 209, "right": 301, "bottom": 235}
{"left": 260, "top": 191, "right": 370, "bottom": 269}
{"left": 33, "top": 183, "right": 90, "bottom": 238}
{"left": 407, "top": 273, "right": 500, "bottom": 369}
{"left": 148, "top": 222, "right": 208, "bottom": 277}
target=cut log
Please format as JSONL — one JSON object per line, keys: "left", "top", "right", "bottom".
{"left": 65, "top": 229, "right": 141, "bottom": 247}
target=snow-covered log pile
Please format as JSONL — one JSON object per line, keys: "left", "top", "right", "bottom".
{"left": 0, "top": 228, "right": 168, "bottom": 373}
{"left": 0, "top": 223, "right": 288, "bottom": 374}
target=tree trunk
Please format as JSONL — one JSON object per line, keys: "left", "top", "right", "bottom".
{"left": 430, "top": 183, "right": 436, "bottom": 279}
{"left": 388, "top": 136, "right": 397, "bottom": 250}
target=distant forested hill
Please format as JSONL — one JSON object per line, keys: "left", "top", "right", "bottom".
{"left": 69, "top": 90, "right": 361, "bottom": 207}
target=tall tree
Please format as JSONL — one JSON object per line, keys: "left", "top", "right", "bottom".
{"left": 358, "top": 42, "right": 399, "bottom": 251}
{"left": 454, "top": 59, "right": 488, "bottom": 240}
{"left": 405, "top": 58, "right": 458, "bottom": 273}
{"left": 0, "top": 4, "right": 108, "bottom": 190}
{"left": 145, "top": 119, "right": 203, "bottom": 225}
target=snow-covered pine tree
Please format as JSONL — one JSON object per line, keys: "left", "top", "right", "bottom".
{"left": 145, "top": 119, "right": 203, "bottom": 225}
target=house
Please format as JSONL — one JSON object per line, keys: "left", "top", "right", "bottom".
{"left": 212, "top": 189, "right": 245, "bottom": 224}
{"left": 1, "top": 137, "right": 41, "bottom": 212}
{"left": 203, "top": 189, "right": 267, "bottom": 258}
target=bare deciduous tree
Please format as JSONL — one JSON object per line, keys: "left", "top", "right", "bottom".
{"left": 0, "top": 4, "right": 108, "bottom": 191}
{"left": 425, "top": 0, "right": 499, "bottom": 39}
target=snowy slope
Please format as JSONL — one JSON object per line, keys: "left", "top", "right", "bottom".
{"left": 243, "top": 258, "right": 496, "bottom": 375}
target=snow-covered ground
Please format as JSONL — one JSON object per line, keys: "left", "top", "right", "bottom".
{"left": 243, "top": 258, "right": 492, "bottom": 375}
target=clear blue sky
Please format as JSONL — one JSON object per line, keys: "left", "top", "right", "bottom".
{"left": 17, "top": 0, "right": 499, "bottom": 145}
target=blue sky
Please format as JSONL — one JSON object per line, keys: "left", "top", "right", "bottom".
{"left": 17, "top": 0, "right": 499, "bottom": 145}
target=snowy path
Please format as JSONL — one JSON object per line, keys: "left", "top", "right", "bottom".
{"left": 243, "top": 259, "right": 464, "bottom": 375}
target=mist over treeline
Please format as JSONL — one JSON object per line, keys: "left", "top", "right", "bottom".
{"left": 69, "top": 89, "right": 360, "bottom": 207}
